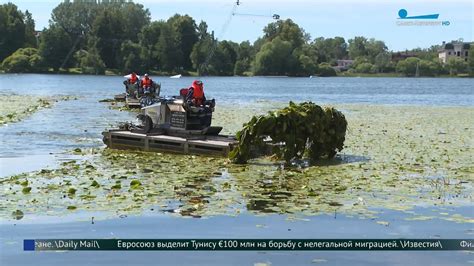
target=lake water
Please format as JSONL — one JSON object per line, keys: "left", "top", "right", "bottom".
{"left": 0, "top": 74, "right": 472, "bottom": 159}
{"left": 0, "top": 74, "right": 473, "bottom": 265}
{"left": 1, "top": 74, "right": 473, "bottom": 106}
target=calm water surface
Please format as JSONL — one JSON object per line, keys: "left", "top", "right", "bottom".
{"left": 0, "top": 74, "right": 472, "bottom": 159}
{"left": 0, "top": 74, "right": 473, "bottom": 105}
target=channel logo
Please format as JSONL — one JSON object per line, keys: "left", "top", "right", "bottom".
{"left": 396, "top": 9, "right": 450, "bottom": 26}
{"left": 398, "top": 9, "right": 439, "bottom": 19}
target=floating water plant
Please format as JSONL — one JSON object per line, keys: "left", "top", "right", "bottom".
{"left": 130, "top": 180, "right": 142, "bottom": 189}
{"left": 0, "top": 105, "right": 472, "bottom": 224}
{"left": 91, "top": 180, "right": 100, "bottom": 188}
{"left": 230, "top": 102, "right": 347, "bottom": 164}
{"left": 12, "top": 210, "right": 24, "bottom": 220}
{"left": 0, "top": 95, "right": 76, "bottom": 125}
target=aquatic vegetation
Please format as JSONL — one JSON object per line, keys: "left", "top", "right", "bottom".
{"left": 0, "top": 105, "right": 472, "bottom": 224}
{"left": 108, "top": 103, "right": 137, "bottom": 112}
{"left": 0, "top": 95, "right": 77, "bottom": 125}
{"left": 91, "top": 180, "right": 100, "bottom": 188}
{"left": 230, "top": 102, "right": 347, "bottom": 164}
{"left": 98, "top": 99, "right": 117, "bottom": 103}
{"left": 0, "top": 95, "right": 51, "bottom": 125}
{"left": 11, "top": 210, "right": 24, "bottom": 220}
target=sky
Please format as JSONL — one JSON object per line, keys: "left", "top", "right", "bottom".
{"left": 2, "top": 0, "right": 473, "bottom": 51}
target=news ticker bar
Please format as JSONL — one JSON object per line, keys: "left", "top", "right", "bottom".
{"left": 24, "top": 239, "right": 474, "bottom": 251}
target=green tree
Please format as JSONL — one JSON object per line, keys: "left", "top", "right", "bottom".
{"left": 234, "top": 60, "right": 248, "bottom": 76}
{"left": 348, "top": 56, "right": 370, "bottom": 72}
{"left": 155, "top": 23, "right": 181, "bottom": 72}
{"left": 401, "top": 45, "right": 440, "bottom": 61}
{"left": 118, "top": 2, "right": 150, "bottom": 42}
{"left": 396, "top": 57, "right": 420, "bottom": 76}
{"left": 445, "top": 57, "right": 468, "bottom": 75}
{"left": 312, "top": 36, "right": 347, "bottom": 63}
{"left": 366, "top": 38, "right": 387, "bottom": 61}
{"left": 295, "top": 53, "right": 317, "bottom": 75}
{"left": 50, "top": 0, "right": 150, "bottom": 68}
{"left": 291, "top": 44, "right": 318, "bottom": 76}
{"left": 76, "top": 36, "right": 105, "bottom": 75}
{"left": 1, "top": 47, "right": 42, "bottom": 73}
{"left": 263, "top": 19, "right": 307, "bottom": 49}
{"left": 206, "top": 40, "right": 238, "bottom": 75}
{"left": 167, "top": 14, "right": 198, "bottom": 70}
{"left": 348, "top": 36, "right": 368, "bottom": 59}
{"left": 253, "top": 37, "right": 295, "bottom": 75}
{"left": 79, "top": 49, "right": 105, "bottom": 75}
{"left": 355, "top": 62, "right": 375, "bottom": 73}
{"left": 418, "top": 59, "right": 441, "bottom": 76}
{"left": 23, "top": 10, "right": 37, "bottom": 48}
{"left": 190, "top": 21, "right": 214, "bottom": 74}
{"left": 48, "top": 1, "right": 100, "bottom": 68}
{"left": 0, "top": 3, "right": 26, "bottom": 61}
{"left": 139, "top": 21, "right": 166, "bottom": 70}
{"left": 91, "top": 9, "right": 125, "bottom": 69}
{"left": 234, "top": 41, "right": 254, "bottom": 75}
{"left": 51, "top": 1, "right": 98, "bottom": 38}
{"left": 333, "top": 37, "right": 348, "bottom": 60}
{"left": 374, "top": 52, "right": 391, "bottom": 72}
{"left": 38, "top": 24, "right": 73, "bottom": 71}
{"left": 317, "top": 63, "right": 336, "bottom": 77}
{"left": 252, "top": 37, "right": 266, "bottom": 55}
{"left": 253, "top": 20, "right": 312, "bottom": 76}
{"left": 468, "top": 45, "right": 474, "bottom": 74}
{"left": 120, "top": 40, "right": 143, "bottom": 73}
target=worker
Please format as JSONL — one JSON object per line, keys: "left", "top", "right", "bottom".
{"left": 123, "top": 72, "right": 139, "bottom": 96}
{"left": 139, "top": 73, "right": 155, "bottom": 95}
{"left": 123, "top": 72, "right": 138, "bottom": 85}
{"left": 141, "top": 73, "right": 153, "bottom": 89}
{"left": 186, "top": 80, "right": 206, "bottom": 106}
{"left": 129, "top": 72, "right": 138, "bottom": 84}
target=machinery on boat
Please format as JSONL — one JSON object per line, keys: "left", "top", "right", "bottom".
{"left": 103, "top": 91, "right": 238, "bottom": 156}
{"left": 114, "top": 75, "right": 161, "bottom": 108}
{"left": 124, "top": 82, "right": 161, "bottom": 108}
{"left": 134, "top": 97, "right": 218, "bottom": 136}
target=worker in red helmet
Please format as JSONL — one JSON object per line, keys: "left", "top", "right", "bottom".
{"left": 186, "top": 80, "right": 206, "bottom": 106}
{"left": 129, "top": 72, "right": 138, "bottom": 84}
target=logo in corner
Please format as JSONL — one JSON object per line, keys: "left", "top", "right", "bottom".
{"left": 396, "top": 9, "right": 450, "bottom": 26}
{"left": 398, "top": 9, "right": 439, "bottom": 19}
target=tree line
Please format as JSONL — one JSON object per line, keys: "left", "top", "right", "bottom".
{"left": 1, "top": 1, "right": 473, "bottom": 76}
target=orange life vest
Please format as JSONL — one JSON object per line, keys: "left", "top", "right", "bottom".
{"left": 141, "top": 77, "right": 152, "bottom": 87}
{"left": 192, "top": 83, "right": 204, "bottom": 105}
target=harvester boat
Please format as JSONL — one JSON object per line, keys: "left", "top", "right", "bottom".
{"left": 103, "top": 92, "right": 238, "bottom": 156}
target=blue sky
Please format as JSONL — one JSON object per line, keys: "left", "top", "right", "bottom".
{"left": 3, "top": 0, "right": 473, "bottom": 51}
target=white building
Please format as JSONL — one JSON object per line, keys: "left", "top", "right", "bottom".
{"left": 438, "top": 41, "right": 470, "bottom": 64}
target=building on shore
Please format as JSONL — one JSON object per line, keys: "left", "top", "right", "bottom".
{"left": 334, "top": 60, "right": 354, "bottom": 71}
{"left": 391, "top": 51, "right": 418, "bottom": 62}
{"left": 438, "top": 41, "right": 470, "bottom": 64}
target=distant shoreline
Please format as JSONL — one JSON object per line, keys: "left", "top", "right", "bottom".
{"left": 0, "top": 70, "right": 472, "bottom": 78}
